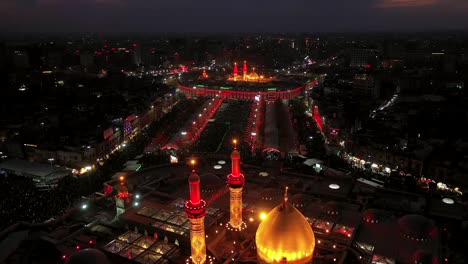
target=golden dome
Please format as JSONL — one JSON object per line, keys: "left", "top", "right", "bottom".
{"left": 255, "top": 195, "right": 315, "bottom": 263}
{"left": 249, "top": 72, "right": 259, "bottom": 79}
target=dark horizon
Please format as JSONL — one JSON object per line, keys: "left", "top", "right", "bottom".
{"left": 1, "top": 0, "right": 468, "bottom": 34}
{"left": 2, "top": 29, "right": 468, "bottom": 40}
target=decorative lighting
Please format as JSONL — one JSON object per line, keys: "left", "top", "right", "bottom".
{"left": 81, "top": 203, "right": 88, "bottom": 210}
{"left": 213, "top": 165, "right": 222, "bottom": 170}
{"left": 260, "top": 212, "right": 267, "bottom": 220}
{"left": 186, "top": 255, "right": 215, "bottom": 264}
{"left": 225, "top": 222, "right": 247, "bottom": 231}
{"left": 329, "top": 184, "right": 340, "bottom": 190}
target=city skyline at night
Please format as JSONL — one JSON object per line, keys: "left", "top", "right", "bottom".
{"left": 0, "top": 2, "right": 468, "bottom": 264}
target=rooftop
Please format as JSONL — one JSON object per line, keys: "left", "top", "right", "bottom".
{"left": 0, "top": 159, "right": 71, "bottom": 179}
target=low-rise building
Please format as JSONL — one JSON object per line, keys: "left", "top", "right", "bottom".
{"left": 0, "top": 159, "right": 71, "bottom": 190}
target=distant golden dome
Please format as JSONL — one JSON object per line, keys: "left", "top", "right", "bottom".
{"left": 249, "top": 72, "right": 259, "bottom": 79}
{"left": 255, "top": 200, "right": 315, "bottom": 263}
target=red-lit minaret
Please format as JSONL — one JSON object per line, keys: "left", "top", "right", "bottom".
{"left": 227, "top": 139, "right": 245, "bottom": 230}
{"left": 115, "top": 176, "right": 131, "bottom": 216}
{"left": 233, "top": 62, "right": 239, "bottom": 79}
{"left": 185, "top": 160, "right": 207, "bottom": 264}
{"left": 243, "top": 61, "right": 247, "bottom": 80}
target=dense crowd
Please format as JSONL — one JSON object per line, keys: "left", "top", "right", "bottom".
{"left": 0, "top": 97, "right": 205, "bottom": 230}
{"left": 191, "top": 100, "right": 252, "bottom": 154}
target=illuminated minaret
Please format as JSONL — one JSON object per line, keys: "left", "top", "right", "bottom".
{"left": 233, "top": 62, "right": 239, "bottom": 80}
{"left": 243, "top": 61, "right": 247, "bottom": 80}
{"left": 115, "top": 176, "right": 131, "bottom": 216}
{"left": 227, "top": 139, "right": 245, "bottom": 229}
{"left": 185, "top": 160, "right": 207, "bottom": 264}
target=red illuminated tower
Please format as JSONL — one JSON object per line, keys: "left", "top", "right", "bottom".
{"left": 185, "top": 160, "right": 207, "bottom": 264}
{"left": 202, "top": 69, "right": 208, "bottom": 79}
{"left": 233, "top": 62, "right": 238, "bottom": 80}
{"left": 227, "top": 139, "right": 245, "bottom": 230}
{"left": 243, "top": 61, "right": 247, "bottom": 80}
{"left": 115, "top": 176, "right": 131, "bottom": 216}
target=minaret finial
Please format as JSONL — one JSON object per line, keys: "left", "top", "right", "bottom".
{"left": 190, "top": 158, "right": 196, "bottom": 172}
{"left": 284, "top": 186, "right": 289, "bottom": 202}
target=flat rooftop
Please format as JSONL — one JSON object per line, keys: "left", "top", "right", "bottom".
{"left": 0, "top": 159, "right": 71, "bottom": 179}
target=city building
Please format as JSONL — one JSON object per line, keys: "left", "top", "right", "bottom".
{"left": 350, "top": 49, "right": 378, "bottom": 68}
{"left": 353, "top": 74, "right": 379, "bottom": 99}
{"left": 0, "top": 159, "right": 71, "bottom": 190}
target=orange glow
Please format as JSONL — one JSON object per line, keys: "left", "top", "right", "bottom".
{"left": 260, "top": 212, "right": 267, "bottom": 220}
{"left": 256, "top": 201, "right": 315, "bottom": 263}
{"left": 119, "top": 176, "right": 125, "bottom": 181}
{"left": 232, "top": 139, "right": 237, "bottom": 145}
{"left": 228, "top": 61, "right": 271, "bottom": 83}
{"left": 190, "top": 159, "right": 196, "bottom": 166}
{"left": 189, "top": 217, "right": 206, "bottom": 264}
{"left": 229, "top": 186, "right": 243, "bottom": 229}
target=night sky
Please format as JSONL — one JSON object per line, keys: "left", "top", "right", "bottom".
{"left": 1, "top": 0, "right": 468, "bottom": 33}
